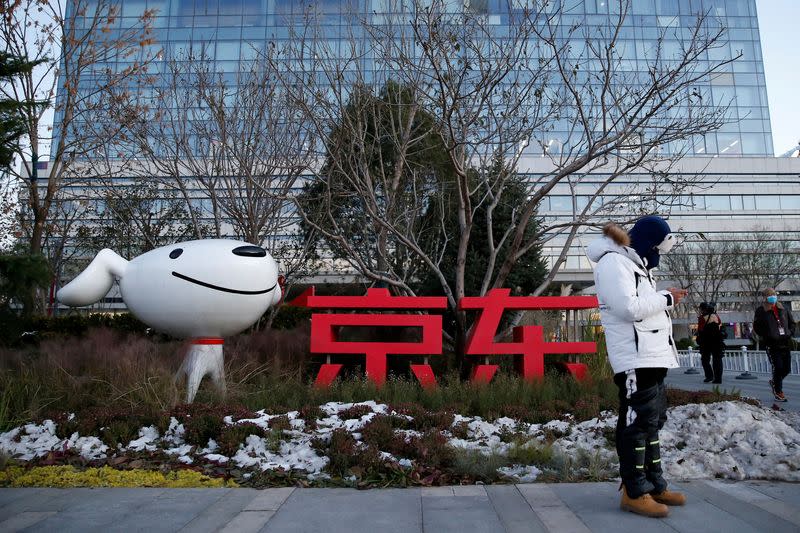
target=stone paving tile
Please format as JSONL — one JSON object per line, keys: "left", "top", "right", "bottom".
{"left": 220, "top": 510, "right": 275, "bottom": 532}
{"left": 97, "top": 488, "right": 231, "bottom": 533}
{"left": 0, "top": 488, "right": 41, "bottom": 509}
{"left": 178, "top": 489, "right": 264, "bottom": 533}
{"left": 657, "top": 481, "right": 763, "bottom": 533}
{"left": 0, "top": 481, "right": 798, "bottom": 532}
{"left": 422, "top": 493, "right": 504, "bottom": 533}
{"left": 420, "top": 486, "right": 454, "bottom": 497}
{"left": 0, "top": 487, "right": 117, "bottom": 523}
{"left": 243, "top": 487, "right": 295, "bottom": 511}
{"left": 25, "top": 488, "right": 171, "bottom": 533}
{"left": 518, "top": 484, "right": 592, "bottom": 533}
{"left": 704, "top": 480, "right": 800, "bottom": 527}
{"left": 743, "top": 480, "right": 800, "bottom": 508}
{"left": 485, "top": 485, "right": 548, "bottom": 533}
{"left": 451, "top": 485, "right": 487, "bottom": 497}
{"left": 684, "top": 479, "right": 798, "bottom": 531}
{"left": 263, "top": 487, "right": 421, "bottom": 533}
{"left": 0, "top": 511, "right": 56, "bottom": 532}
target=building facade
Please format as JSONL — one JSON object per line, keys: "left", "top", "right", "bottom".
{"left": 57, "top": 0, "right": 773, "bottom": 158}
{"left": 48, "top": 0, "right": 798, "bottom": 334}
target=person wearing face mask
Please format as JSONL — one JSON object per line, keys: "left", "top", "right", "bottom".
{"left": 753, "top": 288, "right": 796, "bottom": 402}
{"left": 586, "top": 215, "right": 687, "bottom": 519}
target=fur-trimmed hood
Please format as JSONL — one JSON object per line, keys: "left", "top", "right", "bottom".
{"left": 586, "top": 223, "right": 643, "bottom": 268}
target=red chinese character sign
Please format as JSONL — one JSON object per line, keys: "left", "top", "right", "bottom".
{"left": 289, "top": 288, "right": 447, "bottom": 387}
{"left": 459, "top": 288, "right": 598, "bottom": 383}
{"left": 289, "top": 287, "right": 599, "bottom": 387}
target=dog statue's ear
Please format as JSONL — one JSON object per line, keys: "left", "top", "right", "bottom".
{"left": 57, "top": 249, "right": 129, "bottom": 306}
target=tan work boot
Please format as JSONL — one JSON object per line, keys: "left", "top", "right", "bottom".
{"left": 651, "top": 489, "right": 686, "bottom": 506}
{"left": 620, "top": 486, "right": 669, "bottom": 518}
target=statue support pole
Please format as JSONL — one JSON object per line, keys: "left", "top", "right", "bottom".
{"left": 176, "top": 337, "right": 226, "bottom": 402}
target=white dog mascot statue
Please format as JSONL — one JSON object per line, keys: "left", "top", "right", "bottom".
{"left": 57, "top": 239, "right": 282, "bottom": 402}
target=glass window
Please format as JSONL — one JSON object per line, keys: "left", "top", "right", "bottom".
{"left": 781, "top": 196, "right": 800, "bottom": 209}
{"left": 741, "top": 133, "right": 767, "bottom": 155}
{"left": 742, "top": 195, "right": 755, "bottom": 210}
{"left": 710, "top": 72, "right": 734, "bottom": 85}
{"left": 631, "top": 0, "right": 656, "bottom": 15}
{"left": 656, "top": 0, "right": 678, "bottom": 15}
{"left": 730, "top": 195, "right": 743, "bottom": 211}
{"left": 717, "top": 133, "right": 742, "bottom": 155}
{"left": 216, "top": 41, "right": 240, "bottom": 61}
{"left": 730, "top": 41, "right": 755, "bottom": 61}
{"left": 735, "top": 86, "right": 760, "bottom": 107}
{"left": 122, "top": 0, "right": 148, "bottom": 17}
{"left": 712, "top": 85, "right": 734, "bottom": 106}
{"left": 755, "top": 196, "right": 780, "bottom": 210}
{"left": 705, "top": 196, "right": 730, "bottom": 210}
{"left": 549, "top": 196, "right": 572, "bottom": 211}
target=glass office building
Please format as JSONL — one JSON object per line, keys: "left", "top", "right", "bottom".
{"left": 56, "top": 0, "right": 773, "bottom": 156}
{"left": 47, "top": 0, "right": 798, "bottom": 324}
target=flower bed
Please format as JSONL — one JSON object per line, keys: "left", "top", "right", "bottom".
{"left": 2, "top": 396, "right": 798, "bottom": 488}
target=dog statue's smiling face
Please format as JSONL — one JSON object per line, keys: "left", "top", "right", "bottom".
{"left": 122, "top": 239, "right": 281, "bottom": 338}
{"left": 58, "top": 239, "right": 282, "bottom": 338}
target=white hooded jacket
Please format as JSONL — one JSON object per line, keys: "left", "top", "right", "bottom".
{"left": 586, "top": 235, "right": 679, "bottom": 373}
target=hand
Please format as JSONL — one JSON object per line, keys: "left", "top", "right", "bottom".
{"left": 667, "top": 287, "right": 688, "bottom": 306}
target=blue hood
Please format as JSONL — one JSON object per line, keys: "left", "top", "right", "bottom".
{"left": 628, "top": 216, "right": 671, "bottom": 269}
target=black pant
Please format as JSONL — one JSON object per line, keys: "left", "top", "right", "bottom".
{"left": 614, "top": 367, "right": 669, "bottom": 499}
{"left": 700, "top": 346, "right": 724, "bottom": 382}
{"left": 767, "top": 346, "right": 791, "bottom": 394}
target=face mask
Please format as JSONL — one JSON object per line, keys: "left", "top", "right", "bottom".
{"left": 767, "top": 295, "right": 778, "bottom": 304}
{"left": 656, "top": 234, "right": 675, "bottom": 254}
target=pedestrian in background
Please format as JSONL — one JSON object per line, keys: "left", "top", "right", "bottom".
{"left": 753, "top": 288, "right": 796, "bottom": 402}
{"left": 696, "top": 302, "right": 725, "bottom": 384}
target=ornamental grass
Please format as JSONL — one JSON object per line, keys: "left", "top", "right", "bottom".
{"left": 0, "top": 326, "right": 746, "bottom": 433}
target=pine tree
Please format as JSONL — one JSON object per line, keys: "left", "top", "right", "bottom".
{"left": 0, "top": 52, "right": 47, "bottom": 170}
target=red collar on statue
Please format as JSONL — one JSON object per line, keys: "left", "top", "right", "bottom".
{"left": 191, "top": 337, "right": 224, "bottom": 345}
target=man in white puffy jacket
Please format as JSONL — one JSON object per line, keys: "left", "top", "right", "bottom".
{"left": 586, "top": 216, "right": 688, "bottom": 518}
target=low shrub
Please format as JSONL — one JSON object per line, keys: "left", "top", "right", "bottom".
{"left": 321, "top": 428, "right": 383, "bottom": 478}
{"left": 267, "top": 415, "right": 291, "bottom": 432}
{"left": 217, "top": 423, "right": 267, "bottom": 456}
{"left": 665, "top": 386, "right": 751, "bottom": 407}
{"left": 406, "top": 430, "right": 455, "bottom": 468}
{"left": 507, "top": 440, "right": 554, "bottom": 466}
{"left": 50, "top": 407, "right": 170, "bottom": 448}
{"left": 0, "top": 465, "right": 236, "bottom": 488}
{"left": 182, "top": 413, "right": 225, "bottom": 446}
{"left": 360, "top": 415, "right": 397, "bottom": 450}
{"left": 298, "top": 405, "right": 324, "bottom": 430}
{"left": 337, "top": 405, "right": 374, "bottom": 421}
{"left": 450, "top": 449, "right": 510, "bottom": 482}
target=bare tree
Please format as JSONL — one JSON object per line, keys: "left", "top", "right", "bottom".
{"left": 268, "top": 0, "right": 736, "bottom": 367}
{"left": 87, "top": 47, "right": 315, "bottom": 284}
{"left": 0, "top": 0, "right": 155, "bottom": 310}
{"left": 74, "top": 179, "right": 199, "bottom": 259}
{"left": 661, "top": 237, "right": 740, "bottom": 319}
{"left": 732, "top": 227, "right": 800, "bottom": 310}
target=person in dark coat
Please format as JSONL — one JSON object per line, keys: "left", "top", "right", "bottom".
{"left": 696, "top": 302, "right": 725, "bottom": 384}
{"left": 753, "top": 288, "right": 796, "bottom": 402}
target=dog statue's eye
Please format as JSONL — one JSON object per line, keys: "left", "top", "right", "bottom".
{"left": 232, "top": 245, "right": 266, "bottom": 257}
{"left": 169, "top": 248, "right": 183, "bottom": 259}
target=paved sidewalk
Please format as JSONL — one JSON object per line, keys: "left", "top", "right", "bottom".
{"left": 1, "top": 480, "right": 799, "bottom": 532}
{"left": 666, "top": 368, "right": 800, "bottom": 412}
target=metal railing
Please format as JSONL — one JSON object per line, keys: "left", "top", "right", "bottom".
{"left": 677, "top": 349, "right": 800, "bottom": 376}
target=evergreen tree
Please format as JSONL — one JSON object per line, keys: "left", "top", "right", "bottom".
{"left": 0, "top": 52, "right": 47, "bottom": 170}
